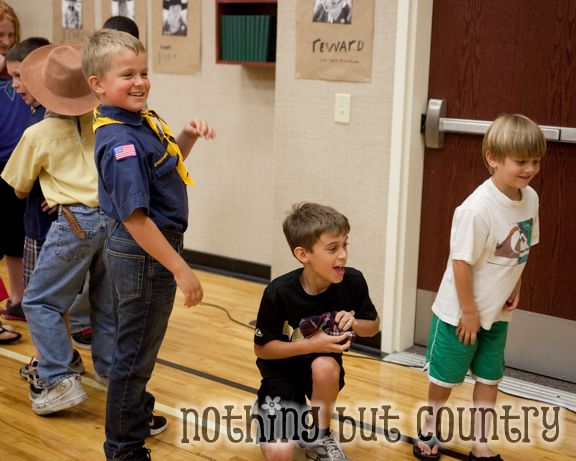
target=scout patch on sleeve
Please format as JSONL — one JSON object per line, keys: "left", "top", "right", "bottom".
{"left": 113, "top": 144, "right": 137, "bottom": 160}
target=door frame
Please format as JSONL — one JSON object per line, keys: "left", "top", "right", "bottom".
{"left": 381, "top": 0, "right": 432, "bottom": 353}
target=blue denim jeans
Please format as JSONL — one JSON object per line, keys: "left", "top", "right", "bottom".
{"left": 103, "top": 222, "right": 182, "bottom": 459}
{"left": 68, "top": 275, "right": 92, "bottom": 334}
{"left": 23, "top": 205, "right": 115, "bottom": 386}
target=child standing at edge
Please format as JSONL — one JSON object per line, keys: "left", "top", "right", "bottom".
{"left": 413, "top": 114, "right": 546, "bottom": 461}
{"left": 1, "top": 43, "right": 116, "bottom": 413}
{"left": 0, "top": 1, "right": 28, "bottom": 321}
{"left": 254, "top": 202, "right": 380, "bottom": 461}
{"left": 5, "top": 36, "right": 88, "bottom": 380}
{"left": 82, "top": 29, "right": 215, "bottom": 461}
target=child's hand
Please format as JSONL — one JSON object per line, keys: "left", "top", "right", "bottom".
{"left": 335, "top": 309, "right": 356, "bottom": 332}
{"left": 174, "top": 266, "right": 203, "bottom": 307}
{"left": 503, "top": 291, "right": 520, "bottom": 312}
{"left": 307, "top": 331, "right": 351, "bottom": 353}
{"left": 503, "top": 279, "right": 521, "bottom": 312}
{"left": 456, "top": 311, "right": 480, "bottom": 346}
{"left": 182, "top": 119, "right": 216, "bottom": 141}
{"left": 41, "top": 200, "right": 58, "bottom": 215}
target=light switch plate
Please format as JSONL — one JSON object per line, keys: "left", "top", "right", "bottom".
{"left": 334, "top": 93, "right": 351, "bottom": 124}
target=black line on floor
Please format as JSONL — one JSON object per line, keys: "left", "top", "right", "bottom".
{"left": 156, "top": 357, "right": 259, "bottom": 394}
{"left": 156, "top": 356, "right": 465, "bottom": 459}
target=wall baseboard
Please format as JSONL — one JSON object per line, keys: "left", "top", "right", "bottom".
{"left": 182, "top": 249, "right": 271, "bottom": 284}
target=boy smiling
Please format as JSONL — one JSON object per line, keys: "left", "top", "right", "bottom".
{"left": 82, "top": 29, "right": 215, "bottom": 460}
{"left": 414, "top": 114, "right": 546, "bottom": 461}
{"left": 254, "top": 202, "right": 380, "bottom": 461}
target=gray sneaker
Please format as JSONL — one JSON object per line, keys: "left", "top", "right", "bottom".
{"left": 305, "top": 434, "right": 350, "bottom": 461}
{"left": 31, "top": 375, "right": 87, "bottom": 415}
{"left": 22, "top": 350, "right": 84, "bottom": 388}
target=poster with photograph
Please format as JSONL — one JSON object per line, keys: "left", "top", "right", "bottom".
{"left": 152, "top": 0, "right": 201, "bottom": 74}
{"left": 54, "top": 0, "right": 95, "bottom": 44}
{"left": 111, "top": 0, "right": 135, "bottom": 19}
{"left": 101, "top": 0, "right": 147, "bottom": 46}
{"left": 296, "top": 0, "right": 374, "bottom": 82}
{"left": 162, "top": 0, "right": 188, "bottom": 36}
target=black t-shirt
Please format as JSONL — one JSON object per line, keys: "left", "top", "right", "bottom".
{"left": 254, "top": 267, "right": 378, "bottom": 378}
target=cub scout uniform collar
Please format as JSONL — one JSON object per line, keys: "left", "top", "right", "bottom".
{"left": 93, "top": 106, "right": 195, "bottom": 186}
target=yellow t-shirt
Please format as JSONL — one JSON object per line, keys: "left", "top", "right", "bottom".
{"left": 1, "top": 113, "right": 99, "bottom": 208}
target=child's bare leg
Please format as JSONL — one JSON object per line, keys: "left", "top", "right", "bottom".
{"left": 417, "top": 382, "right": 452, "bottom": 456}
{"left": 310, "top": 356, "right": 341, "bottom": 432}
{"left": 260, "top": 441, "right": 296, "bottom": 461}
{"left": 5, "top": 256, "right": 24, "bottom": 304}
{"left": 471, "top": 382, "right": 499, "bottom": 458}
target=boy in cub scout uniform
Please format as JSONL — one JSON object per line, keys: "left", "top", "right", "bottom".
{"left": 82, "top": 29, "right": 215, "bottom": 461}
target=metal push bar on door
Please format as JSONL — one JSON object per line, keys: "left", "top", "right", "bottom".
{"left": 424, "top": 98, "right": 576, "bottom": 149}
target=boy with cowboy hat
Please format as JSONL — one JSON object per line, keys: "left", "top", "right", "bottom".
{"left": 1, "top": 43, "right": 115, "bottom": 415}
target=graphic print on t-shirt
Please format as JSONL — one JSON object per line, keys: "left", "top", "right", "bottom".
{"left": 493, "top": 218, "right": 533, "bottom": 265}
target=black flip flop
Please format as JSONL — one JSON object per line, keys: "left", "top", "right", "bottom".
{"left": 413, "top": 432, "right": 441, "bottom": 460}
{"left": 0, "top": 325, "right": 22, "bottom": 344}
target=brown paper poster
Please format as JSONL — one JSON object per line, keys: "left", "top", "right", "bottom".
{"left": 101, "top": 0, "right": 147, "bottom": 46}
{"left": 152, "top": 0, "right": 201, "bottom": 75}
{"left": 53, "top": 0, "right": 95, "bottom": 44}
{"left": 296, "top": 0, "right": 374, "bottom": 82}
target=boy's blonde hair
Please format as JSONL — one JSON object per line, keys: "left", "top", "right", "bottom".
{"left": 283, "top": 202, "right": 350, "bottom": 253}
{"left": 482, "top": 113, "right": 547, "bottom": 174}
{"left": 81, "top": 29, "right": 145, "bottom": 79}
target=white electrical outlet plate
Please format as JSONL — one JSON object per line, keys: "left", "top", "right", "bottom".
{"left": 334, "top": 93, "right": 351, "bottom": 124}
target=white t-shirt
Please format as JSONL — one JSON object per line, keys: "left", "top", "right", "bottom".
{"left": 432, "top": 178, "right": 540, "bottom": 330}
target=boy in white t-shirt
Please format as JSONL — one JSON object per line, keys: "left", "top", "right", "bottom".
{"left": 414, "top": 114, "right": 546, "bottom": 461}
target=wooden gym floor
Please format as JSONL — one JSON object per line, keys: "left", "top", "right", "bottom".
{"left": 0, "top": 261, "right": 574, "bottom": 460}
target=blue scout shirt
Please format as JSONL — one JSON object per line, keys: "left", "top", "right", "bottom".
{"left": 94, "top": 105, "right": 188, "bottom": 233}
{"left": 0, "top": 74, "right": 31, "bottom": 162}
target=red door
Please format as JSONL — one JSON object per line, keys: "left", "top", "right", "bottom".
{"left": 417, "top": 0, "right": 576, "bottom": 377}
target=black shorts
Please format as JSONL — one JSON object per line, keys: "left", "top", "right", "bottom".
{"left": 254, "top": 353, "right": 345, "bottom": 442}
{"left": 0, "top": 163, "right": 25, "bottom": 259}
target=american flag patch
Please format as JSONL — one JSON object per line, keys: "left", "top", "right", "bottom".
{"left": 113, "top": 144, "right": 137, "bottom": 160}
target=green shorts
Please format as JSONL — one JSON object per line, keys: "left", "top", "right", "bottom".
{"left": 425, "top": 314, "right": 508, "bottom": 387}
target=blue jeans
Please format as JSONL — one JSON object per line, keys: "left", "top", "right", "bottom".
{"left": 69, "top": 275, "right": 92, "bottom": 334}
{"left": 103, "top": 222, "right": 181, "bottom": 459}
{"left": 23, "top": 205, "right": 115, "bottom": 386}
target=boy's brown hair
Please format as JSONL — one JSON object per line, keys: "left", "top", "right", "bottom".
{"left": 482, "top": 113, "right": 547, "bottom": 174}
{"left": 283, "top": 202, "right": 350, "bottom": 253}
{"left": 5, "top": 37, "right": 50, "bottom": 64}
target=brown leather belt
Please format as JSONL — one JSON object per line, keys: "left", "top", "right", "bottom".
{"left": 61, "top": 206, "right": 86, "bottom": 239}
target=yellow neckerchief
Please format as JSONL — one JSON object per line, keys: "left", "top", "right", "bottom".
{"left": 93, "top": 107, "right": 195, "bottom": 186}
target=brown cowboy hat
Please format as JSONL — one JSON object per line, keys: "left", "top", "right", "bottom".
{"left": 20, "top": 44, "right": 98, "bottom": 116}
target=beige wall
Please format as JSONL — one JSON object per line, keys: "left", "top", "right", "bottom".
{"left": 11, "top": 0, "right": 431, "bottom": 352}
{"left": 271, "top": 2, "right": 397, "bottom": 324}
{"left": 12, "top": 0, "right": 276, "bottom": 267}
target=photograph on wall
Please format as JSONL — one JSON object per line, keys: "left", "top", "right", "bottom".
{"left": 312, "top": 0, "right": 352, "bottom": 25}
{"left": 163, "top": 0, "right": 188, "bottom": 37}
{"left": 62, "top": 0, "right": 82, "bottom": 29}
{"left": 152, "top": 0, "right": 201, "bottom": 74}
{"left": 111, "top": 0, "right": 135, "bottom": 20}
{"left": 296, "top": 0, "right": 374, "bottom": 82}
{"left": 102, "top": 0, "right": 147, "bottom": 46}
{"left": 54, "top": 0, "right": 94, "bottom": 44}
